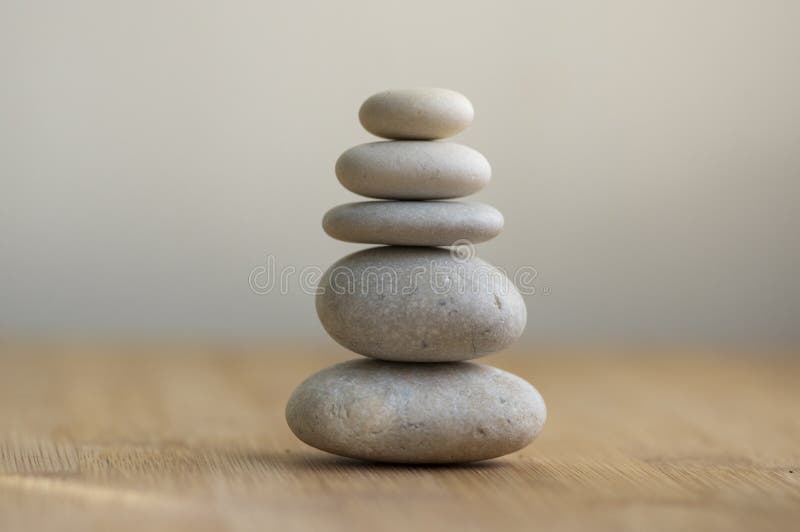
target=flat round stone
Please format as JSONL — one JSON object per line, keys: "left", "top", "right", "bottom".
{"left": 286, "top": 359, "right": 546, "bottom": 463}
{"left": 323, "top": 201, "right": 503, "bottom": 246}
{"left": 316, "top": 247, "right": 527, "bottom": 362}
{"left": 359, "top": 87, "right": 474, "bottom": 140}
{"left": 335, "top": 141, "right": 491, "bottom": 200}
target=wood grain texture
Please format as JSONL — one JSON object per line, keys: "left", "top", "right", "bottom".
{"left": 0, "top": 342, "right": 797, "bottom": 531}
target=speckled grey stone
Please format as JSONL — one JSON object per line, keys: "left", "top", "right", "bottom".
{"left": 335, "top": 141, "right": 491, "bottom": 200}
{"left": 359, "top": 87, "right": 474, "bottom": 140}
{"left": 322, "top": 201, "right": 503, "bottom": 246}
{"left": 285, "top": 359, "right": 546, "bottom": 463}
{"left": 316, "top": 247, "right": 527, "bottom": 362}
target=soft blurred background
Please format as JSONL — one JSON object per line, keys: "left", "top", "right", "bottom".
{"left": 2, "top": 0, "right": 798, "bottom": 347}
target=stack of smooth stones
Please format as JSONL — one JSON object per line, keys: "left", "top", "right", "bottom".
{"left": 286, "top": 88, "right": 546, "bottom": 463}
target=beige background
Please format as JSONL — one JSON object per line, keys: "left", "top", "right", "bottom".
{"left": 1, "top": 0, "right": 798, "bottom": 344}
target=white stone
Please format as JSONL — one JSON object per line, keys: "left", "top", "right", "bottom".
{"left": 286, "top": 359, "right": 546, "bottom": 463}
{"left": 316, "top": 246, "right": 527, "bottom": 362}
{"left": 359, "top": 87, "right": 474, "bottom": 140}
{"left": 322, "top": 201, "right": 503, "bottom": 246}
{"left": 336, "top": 141, "right": 491, "bottom": 200}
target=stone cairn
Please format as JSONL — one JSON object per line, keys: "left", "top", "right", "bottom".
{"left": 286, "top": 88, "right": 546, "bottom": 463}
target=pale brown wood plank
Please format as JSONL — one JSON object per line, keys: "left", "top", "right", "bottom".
{"left": 0, "top": 342, "right": 798, "bottom": 531}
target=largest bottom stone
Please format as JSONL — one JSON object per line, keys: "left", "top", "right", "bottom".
{"left": 286, "top": 359, "right": 546, "bottom": 463}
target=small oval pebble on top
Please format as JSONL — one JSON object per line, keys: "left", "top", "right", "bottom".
{"left": 359, "top": 87, "right": 474, "bottom": 140}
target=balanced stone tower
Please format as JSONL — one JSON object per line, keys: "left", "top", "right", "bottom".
{"left": 286, "top": 88, "right": 546, "bottom": 463}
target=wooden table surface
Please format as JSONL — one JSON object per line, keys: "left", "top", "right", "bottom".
{"left": 0, "top": 342, "right": 797, "bottom": 531}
